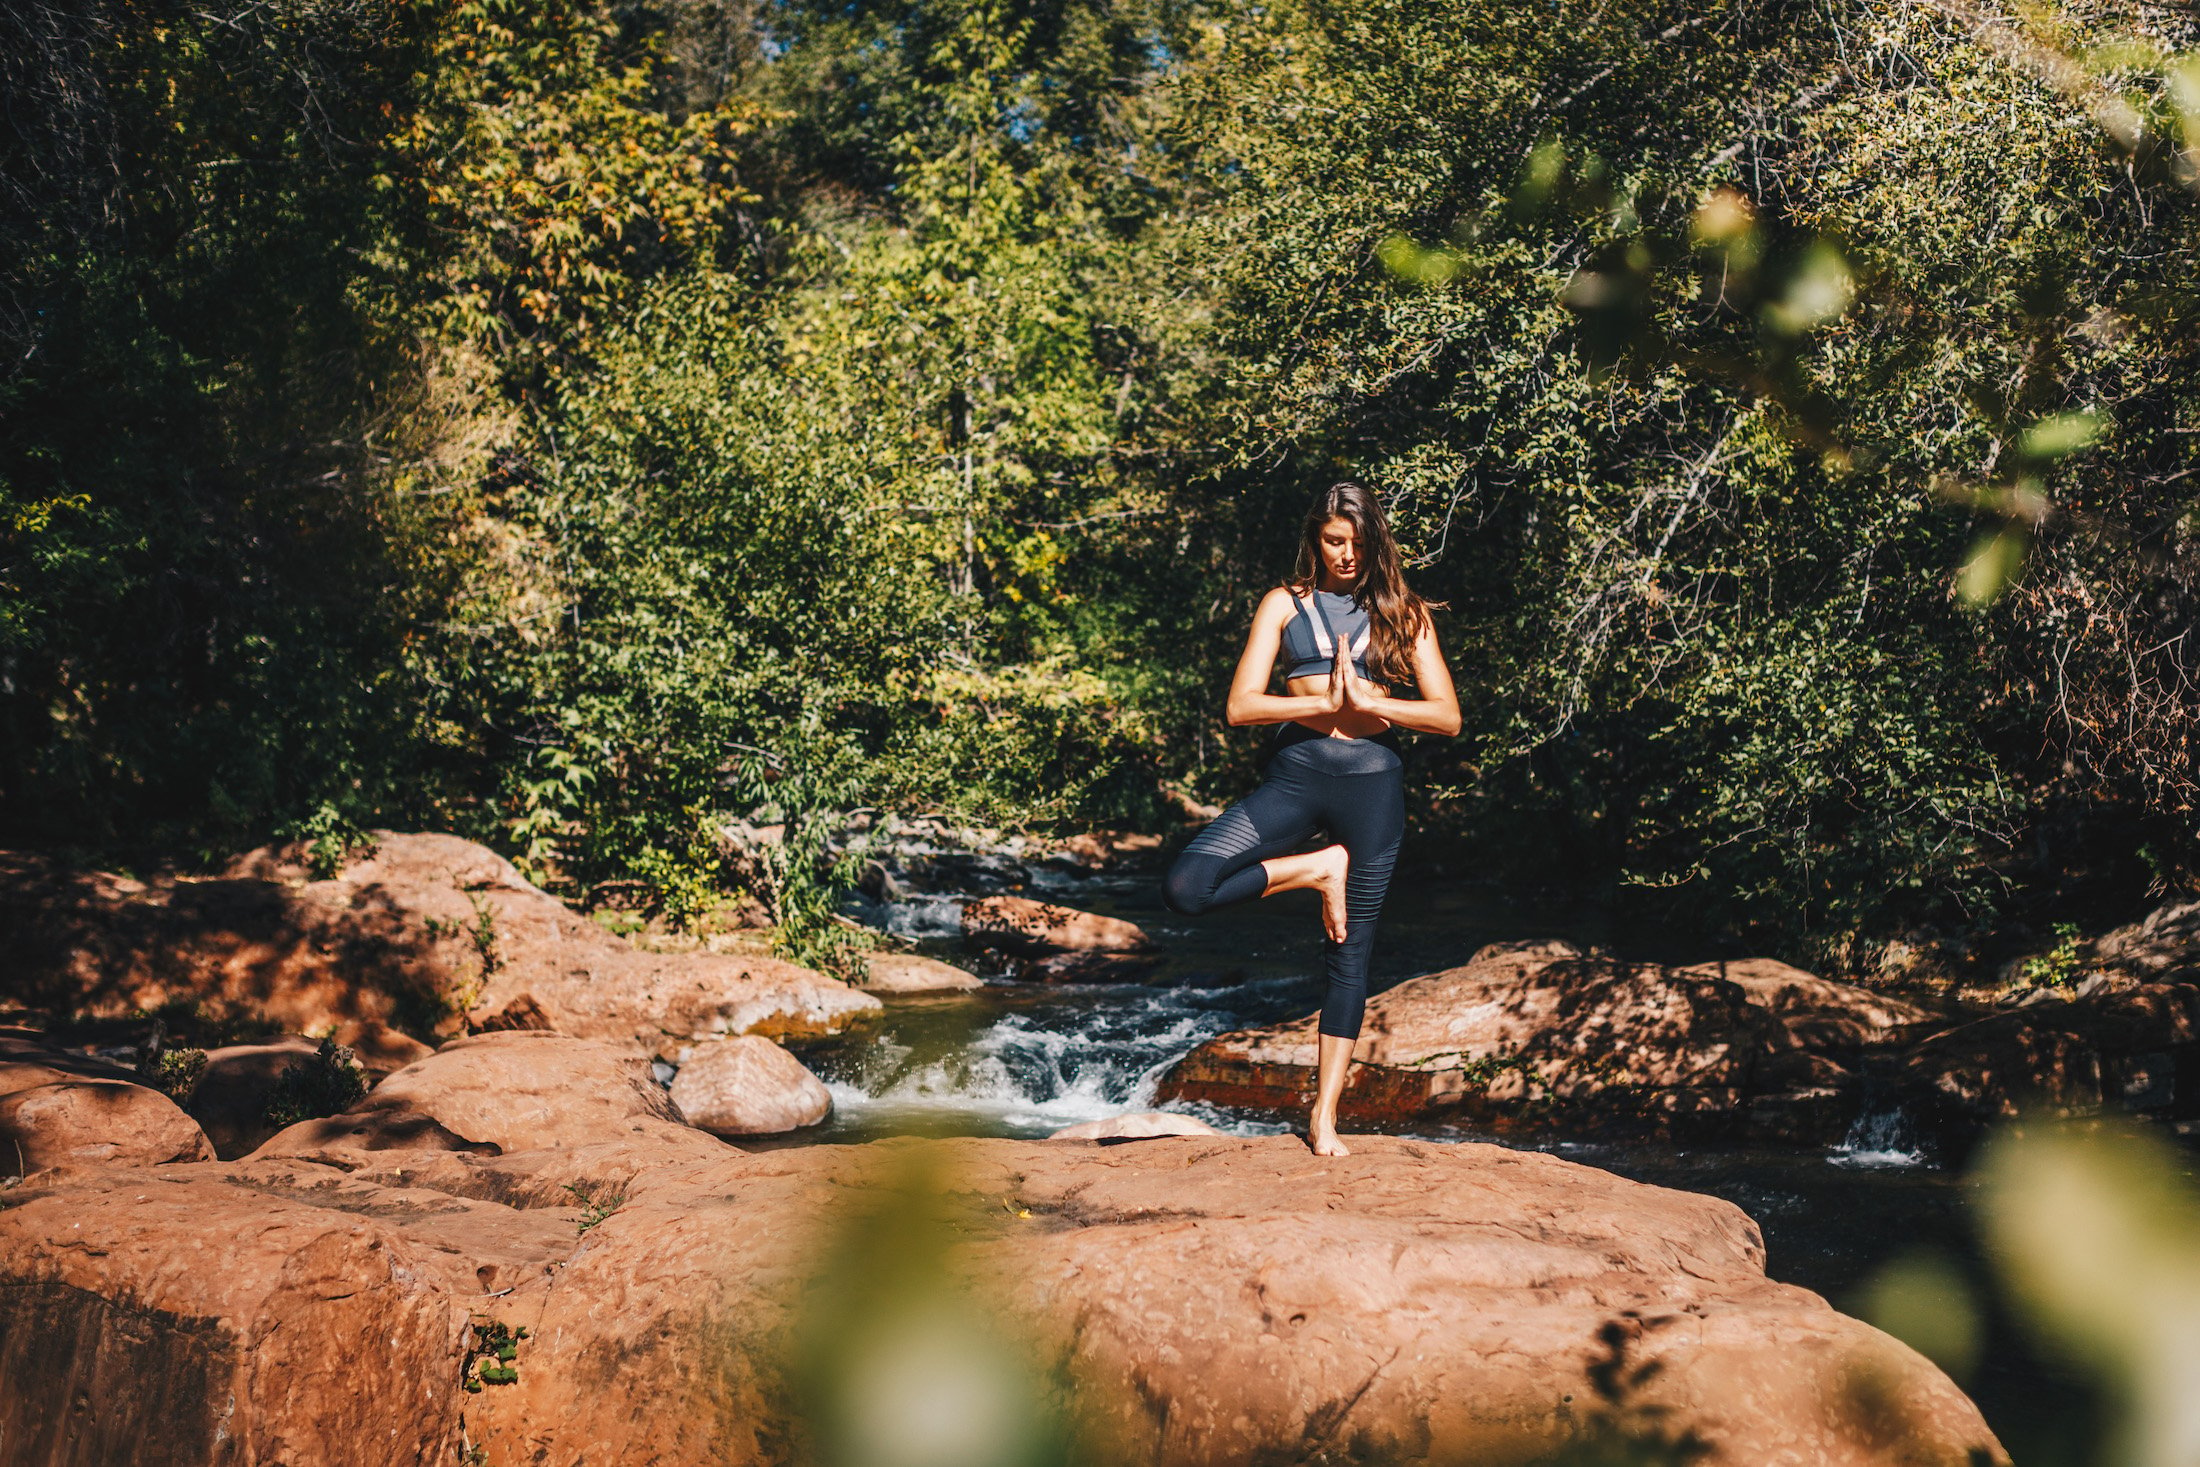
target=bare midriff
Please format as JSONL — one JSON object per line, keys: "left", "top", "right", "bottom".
{"left": 1282, "top": 675, "right": 1394, "bottom": 738}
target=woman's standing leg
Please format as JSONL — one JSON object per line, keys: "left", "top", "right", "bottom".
{"left": 1305, "top": 751, "right": 1407, "bottom": 1156}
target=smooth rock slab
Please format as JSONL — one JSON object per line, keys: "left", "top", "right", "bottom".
{"left": 0, "top": 1134, "right": 2008, "bottom": 1466}
{"left": 856, "top": 952, "right": 986, "bottom": 994}
{"left": 667, "top": 1035, "right": 832, "bottom": 1136}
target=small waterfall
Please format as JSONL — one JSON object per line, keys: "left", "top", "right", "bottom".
{"left": 1831, "top": 1093, "right": 1927, "bottom": 1168}
{"left": 813, "top": 983, "right": 1293, "bottom": 1138}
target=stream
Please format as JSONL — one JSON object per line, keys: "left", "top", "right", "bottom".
{"left": 787, "top": 850, "right": 2103, "bottom": 1460}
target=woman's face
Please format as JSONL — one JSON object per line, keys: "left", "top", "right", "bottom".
{"left": 1316, "top": 516, "right": 1361, "bottom": 587}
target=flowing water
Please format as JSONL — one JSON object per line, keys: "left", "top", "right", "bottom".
{"left": 787, "top": 854, "right": 2100, "bottom": 1457}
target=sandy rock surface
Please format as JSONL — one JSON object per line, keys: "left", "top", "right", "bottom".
{"left": 667, "top": 1035, "right": 832, "bottom": 1136}
{"left": 961, "top": 893, "right": 1155, "bottom": 958}
{"left": 1159, "top": 942, "right": 1937, "bottom": 1141}
{"left": 856, "top": 951, "right": 986, "bottom": 994}
{"left": 0, "top": 833, "right": 879, "bottom": 1062}
{"left": 0, "top": 1131, "right": 2005, "bottom": 1467}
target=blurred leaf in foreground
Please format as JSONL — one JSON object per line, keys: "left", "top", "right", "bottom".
{"left": 1977, "top": 1119, "right": 2200, "bottom": 1467}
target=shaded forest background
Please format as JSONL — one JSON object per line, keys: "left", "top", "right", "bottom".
{"left": 3, "top": 0, "right": 2196, "bottom": 973}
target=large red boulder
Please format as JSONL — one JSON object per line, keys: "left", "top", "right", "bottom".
{"left": 1158, "top": 942, "right": 1937, "bottom": 1140}
{"left": 292, "top": 1030, "right": 724, "bottom": 1160}
{"left": 0, "top": 1134, "right": 2006, "bottom": 1466}
{"left": 1895, "top": 980, "right": 2200, "bottom": 1155}
{"left": 0, "top": 1079, "right": 213, "bottom": 1175}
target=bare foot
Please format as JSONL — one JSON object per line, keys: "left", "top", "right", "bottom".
{"left": 1308, "top": 1119, "right": 1351, "bottom": 1157}
{"left": 1310, "top": 845, "right": 1350, "bottom": 944}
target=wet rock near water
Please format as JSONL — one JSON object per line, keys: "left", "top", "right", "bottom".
{"left": 666, "top": 1034, "right": 832, "bottom": 1136}
{"left": 1158, "top": 941, "right": 1942, "bottom": 1144}
{"left": 1019, "top": 949, "right": 1165, "bottom": 983}
{"left": 961, "top": 893, "right": 1156, "bottom": 960}
{"left": 0, "top": 833, "right": 880, "bottom": 1066}
{"left": 0, "top": 1113, "right": 2006, "bottom": 1467}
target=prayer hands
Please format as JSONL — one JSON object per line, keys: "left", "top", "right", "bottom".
{"left": 1330, "top": 642, "right": 1371, "bottom": 714}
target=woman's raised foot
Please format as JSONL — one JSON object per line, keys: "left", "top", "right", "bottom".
{"left": 1311, "top": 844, "right": 1350, "bottom": 943}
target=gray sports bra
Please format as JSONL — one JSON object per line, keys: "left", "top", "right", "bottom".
{"left": 1279, "top": 588, "right": 1373, "bottom": 681}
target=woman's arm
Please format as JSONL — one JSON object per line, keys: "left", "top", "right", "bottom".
{"left": 1225, "top": 588, "right": 1342, "bottom": 727}
{"left": 1343, "top": 612, "right": 1461, "bottom": 736}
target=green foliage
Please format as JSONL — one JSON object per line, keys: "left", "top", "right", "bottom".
{"left": 562, "top": 1181, "right": 626, "bottom": 1235}
{"left": 288, "top": 803, "right": 380, "bottom": 882}
{"left": 4, "top": 0, "right": 2196, "bottom": 969}
{"left": 260, "top": 1039, "right": 368, "bottom": 1131}
{"left": 463, "top": 1318, "right": 528, "bottom": 1392}
{"left": 148, "top": 1047, "right": 208, "bottom": 1103}
{"left": 2021, "top": 922, "right": 2088, "bottom": 990}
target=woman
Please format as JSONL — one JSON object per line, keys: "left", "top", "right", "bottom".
{"left": 1161, "top": 482, "right": 1459, "bottom": 1157}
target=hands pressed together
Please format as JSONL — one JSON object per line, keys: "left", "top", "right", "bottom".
{"left": 1324, "top": 641, "right": 1372, "bottom": 715}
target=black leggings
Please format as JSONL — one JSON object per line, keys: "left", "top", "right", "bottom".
{"left": 1160, "top": 726, "right": 1406, "bottom": 1039}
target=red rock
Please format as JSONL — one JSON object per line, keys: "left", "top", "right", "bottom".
{"left": 1050, "top": 831, "right": 1165, "bottom": 870}
{"left": 470, "top": 990, "right": 562, "bottom": 1031}
{"left": 962, "top": 894, "right": 1155, "bottom": 958}
{"left": 0, "top": 1159, "right": 574, "bottom": 1464}
{"left": 253, "top": 1103, "right": 503, "bottom": 1159}
{"left": 1673, "top": 956, "right": 1940, "bottom": 1048}
{"left": 1156, "top": 942, "right": 1930, "bottom": 1140}
{"left": 0, "top": 1078, "right": 213, "bottom": 1174}
{"left": 2091, "top": 899, "right": 2200, "bottom": 983}
{"left": 0, "top": 1032, "right": 214, "bottom": 1174}
{"left": 666, "top": 1036, "right": 832, "bottom": 1136}
{"left": 1896, "top": 981, "right": 2200, "bottom": 1152}
{"left": 857, "top": 952, "right": 985, "bottom": 994}
{"left": 345, "top": 1030, "right": 723, "bottom": 1157}
{"left": 0, "top": 832, "right": 881, "bottom": 1064}
{"left": 0, "top": 1134, "right": 2007, "bottom": 1466}
{"left": 1047, "top": 1111, "right": 1222, "bottom": 1140}
{"left": 1158, "top": 942, "right": 1773, "bottom": 1128}
{"left": 0, "top": 1030, "right": 149, "bottom": 1096}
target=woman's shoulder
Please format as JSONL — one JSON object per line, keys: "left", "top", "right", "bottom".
{"left": 1256, "top": 583, "right": 1305, "bottom": 615}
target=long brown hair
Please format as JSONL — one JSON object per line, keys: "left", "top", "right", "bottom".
{"left": 1287, "top": 482, "right": 1442, "bottom": 686}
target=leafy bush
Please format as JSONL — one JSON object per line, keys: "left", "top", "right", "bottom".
{"left": 260, "top": 1039, "right": 368, "bottom": 1130}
